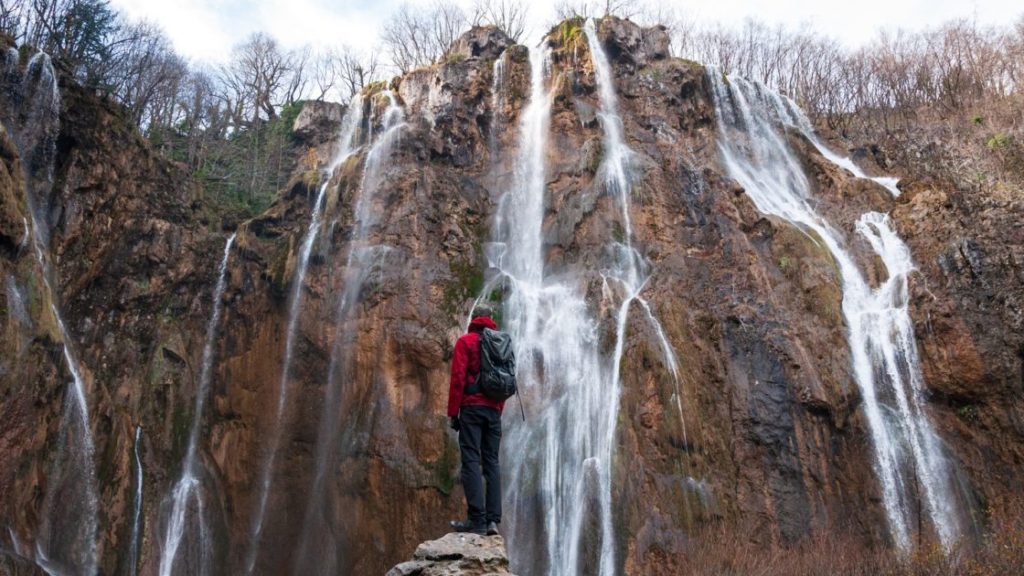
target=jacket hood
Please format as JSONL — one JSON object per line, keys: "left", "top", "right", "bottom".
{"left": 469, "top": 316, "right": 497, "bottom": 332}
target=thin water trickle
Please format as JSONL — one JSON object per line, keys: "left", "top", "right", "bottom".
{"left": 5, "top": 275, "right": 29, "bottom": 328}
{"left": 245, "top": 184, "right": 330, "bottom": 575}
{"left": 584, "top": 21, "right": 684, "bottom": 572}
{"left": 492, "top": 52, "right": 507, "bottom": 126}
{"left": 708, "top": 69, "right": 962, "bottom": 550}
{"left": 490, "top": 51, "right": 508, "bottom": 151}
{"left": 159, "top": 233, "right": 235, "bottom": 576}
{"left": 246, "top": 98, "right": 369, "bottom": 574}
{"left": 128, "top": 426, "right": 143, "bottom": 576}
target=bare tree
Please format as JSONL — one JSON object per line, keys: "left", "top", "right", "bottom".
{"left": 338, "top": 47, "right": 380, "bottom": 102}
{"left": 553, "top": 0, "right": 637, "bottom": 21}
{"left": 94, "top": 21, "right": 187, "bottom": 126}
{"left": 310, "top": 46, "right": 381, "bottom": 103}
{"left": 219, "top": 32, "right": 295, "bottom": 124}
{"left": 0, "top": 0, "right": 27, "bottom": 41}
{"left": 633, "top": 1, "right": 693, "bottom": 56}
{"left": 381, "top": 1, "right": 467, "bottom": 73}
{"left": 280, "top": 44, "right": 310, "bottom": 107}
{"left": 471, "top": 0, "right": 526, "bottom": 42}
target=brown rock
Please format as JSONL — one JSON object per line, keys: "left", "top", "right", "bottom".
{"left": 292, "top": 99, "right": 344, "bottom": 146}
{"left": 448, "top": 26, "right": 512, "bottom": 61}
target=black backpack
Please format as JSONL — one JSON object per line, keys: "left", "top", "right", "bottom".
{"left": 470, "top": 328, "right": 517, "bottom": 401}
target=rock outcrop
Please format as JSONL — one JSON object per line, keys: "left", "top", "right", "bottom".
{"left": 0, "top": 15, "right": 1021, "bottom": 576}
{"left": 387, "top": 533, "right": 516, "bottom": 576}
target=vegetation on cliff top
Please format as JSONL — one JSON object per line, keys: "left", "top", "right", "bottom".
{"left": 3, "top": 0, "right": 1022, "bottom": 220}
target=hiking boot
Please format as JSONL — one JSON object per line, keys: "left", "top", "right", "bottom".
{"left": 450, "top": 519, "right": 487, "bottom": 535}
{"left": 486, "top": 521, "right": 499, "bottom": 536}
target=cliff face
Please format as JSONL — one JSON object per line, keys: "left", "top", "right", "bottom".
{"left": 0, "top": 17, "right": 1021, "bottom": 576}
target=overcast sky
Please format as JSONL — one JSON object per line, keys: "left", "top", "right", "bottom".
{"left": 108, "top": 0, "right": 1022, "bottom": 64}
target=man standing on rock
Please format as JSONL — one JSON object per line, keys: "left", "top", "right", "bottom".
{"left": 448, "top": 304, "right": 506, "bottom": 536}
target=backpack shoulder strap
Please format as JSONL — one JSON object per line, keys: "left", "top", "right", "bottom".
{"left": 463, "top": 332, "right": 483, "bottom": 396}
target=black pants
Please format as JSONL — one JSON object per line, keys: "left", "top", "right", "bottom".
{"left": 458, "top": 405, "right": 502, "bottom": 524}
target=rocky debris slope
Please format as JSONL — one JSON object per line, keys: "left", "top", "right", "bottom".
{"left": 387, "top": 533, "right": 516, "bottom": 576}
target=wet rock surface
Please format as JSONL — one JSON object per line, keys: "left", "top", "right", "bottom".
{"left": 0, "top": 17, "right": 1021, "bottom": 576}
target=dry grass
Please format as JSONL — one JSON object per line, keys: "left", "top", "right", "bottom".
{"left": 677, "top": 498, "right": 1024, "bottom": 576}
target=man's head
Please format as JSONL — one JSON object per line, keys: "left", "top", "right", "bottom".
{"left": 471, "top": 304, "right": 494, "bottom": 319}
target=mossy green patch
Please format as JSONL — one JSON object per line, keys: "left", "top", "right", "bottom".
{"left": 268, "top": 242, "right": 293, "bottom": 297}
{"left": 556, "top": 17, "right": 586, "bottom": 52}
{"left": 445, "top": 52, "right": 466, "bottom": 65}
{"left": 363, "top": 80, "right": 388, "bottom": 98}
{"left": 442, "top": 259, "right": 484, "bottom": 316}
{"left": 956, "top": 403, "right": 979, "bottom": 423}
{"left": 426, "top": 429, "right": 459, "bottom": 495}
{"left": 772, "top": 224, "right": 844, "bottom": 326}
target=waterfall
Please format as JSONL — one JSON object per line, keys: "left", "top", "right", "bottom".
{"left": 492, "top": 29, "right": 678, "bottom": 575}
{"left": 708, "top": 69, "right": 962, "bottom": 550}
{"left": 292, "top": 90, "right": 404, "bottom": 575}
{"left": 1, "top": 51, "right": 100, "bottom": 576}
{"left": 128, "top": 426, "right": 144, "bottom": 576}
{"left": 245, "top": 97, "right": 367, "bottom": 574}
{"left": 493, "top": 43, "right": 610, "bottom": 575}
{"left": 583, "top": 20, "right": 680, "bottom": 573}
{"left": 158, "top": 233, "right": 235, "bottom": 576}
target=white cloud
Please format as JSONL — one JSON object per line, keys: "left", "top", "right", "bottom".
{"left": 109, "top": 0, "right": 1022, "bottom": 65}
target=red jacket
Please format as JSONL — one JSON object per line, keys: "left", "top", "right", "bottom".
{"left": 447, "top": 316, "right": 505, "bottom": 417}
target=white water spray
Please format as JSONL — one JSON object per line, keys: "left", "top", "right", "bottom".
{"left": 708, "top": 69, "right": 961, "bottom": 550}
{"left": 494, "top": 45, "right": 611, "bottom": 575}
{"left": 159, "top": 233, "right": 235, "bottom": 576}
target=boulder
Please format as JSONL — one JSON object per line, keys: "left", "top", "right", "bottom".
{"left": 448, "top": 26, "right": 512, "bottom": 61}
{"left": 292, "top": 100, "right": 344, "bottom": 145}
{"left": 386, "top": 533, "right": 517, "bottom": 576}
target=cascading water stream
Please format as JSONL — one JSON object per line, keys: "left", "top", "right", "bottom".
{"left": 748, "top": 82, "right": 902, "bottom": 197}
{"left": 158, "top": 233, "right": 235, "bottom": 576}
{"left": 584, "top": 20, "right": 681, "bottom": 573}
{"left": 492, "top": 43, "right": 611, "bottom": 575}
{"left": 292, "top": 90, "right": 405, "bottom": 575}
{"left": 489, "top": 51, "right": 508, "bottom": 155}
{"left": 708, "top": 69, "right": 962, "bottom": 550}
{"left": 128, "top": 426, "right": 144, "bottom": 576}
{"left": 492, "top": 30, "right": 679, "bottom": 575}
{"left": 1, "top": 51, "right": 99, "bottom": 576}
{"left": 5, "top": 275, "right": 29, "bottom": 329}
{"left": 245, "top": 97, "right": 367, "bottom": 574}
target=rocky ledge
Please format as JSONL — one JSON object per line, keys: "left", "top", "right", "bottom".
{"left": 386, "top": 533, "right": 516, "bottom": 576}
